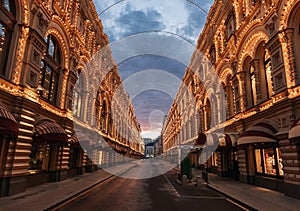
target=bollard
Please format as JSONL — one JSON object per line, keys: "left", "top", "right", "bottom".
{"left": 197, "top": 175, "right": 201, "bottom": 186}
{"left": 202, "top": 171, "right": 208, "bottom": 183}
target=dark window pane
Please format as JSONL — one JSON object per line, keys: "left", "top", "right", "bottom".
{"left": 40, "top": 35, "right": 62, "bottom": 105}
{"left": 55, "top": 46, "right": 61, "bottom": 64}
{"left": 4, "top": 0, "right": 10, "bottom": 11}
{"left": 0, "top": 22, "right": 12, "bottom": 76}
{"left": 0, "top": 23, "right": 6, "bottom": 61}
{"left": 50, "top": 71, "right": 59, "bottom": 103}
{"left": 42, "top": 65, "right": 53, "bottom": 99}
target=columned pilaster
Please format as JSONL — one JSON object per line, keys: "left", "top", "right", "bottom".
{"left": 283, "top": 28, "right": 297, "bottom": 87}
{"left": 236, "top": 71, "right": 247, "bottom": 112}
{"left": 5, "top": 97, "right": 37, "bottom": 195}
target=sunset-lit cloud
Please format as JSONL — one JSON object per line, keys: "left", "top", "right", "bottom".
{"left": 93, "top": 0, "right": 213, "bottom": 139}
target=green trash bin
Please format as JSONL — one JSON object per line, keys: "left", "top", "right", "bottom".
{"left": 181, "top": 156, "right": 192, "bottom": 180}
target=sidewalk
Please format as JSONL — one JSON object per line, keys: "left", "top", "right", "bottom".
{"left": 205, "top": 173, "right": 300, "bottom": 211}
{"left": 0, "top": 163, "right": 136, "bottom": 211}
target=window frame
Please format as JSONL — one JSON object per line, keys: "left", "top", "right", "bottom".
{"left": 264, "top": 50, "right": 273, "bottom": 98}
{"left": 249, "top": 64, "right": 257, "bottom": 106}
{"left": 40, "top": 35, "right": 62, "bottom": 105}
{"left": 254, "top": 147, "right": 284, "bottom": 178}
{"left": 0, "top": 0, "right": 16, "bottom": 77}
{"left": 73, "top": 73, "right": 84, "bottom": 118}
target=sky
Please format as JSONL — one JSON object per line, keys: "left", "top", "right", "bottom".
{"left": 93, "top": 0, "right": 213, "bottom": 139}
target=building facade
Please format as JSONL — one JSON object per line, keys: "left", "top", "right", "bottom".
{"left": 162, "top": 0, "right": 300, "bottom": 199}
{"left": 0, "top": 0, "right": 143, "bottom": 197}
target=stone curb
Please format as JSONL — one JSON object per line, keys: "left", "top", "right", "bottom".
{"left": 206, "top": 183, "right": 258, "bottom": 211}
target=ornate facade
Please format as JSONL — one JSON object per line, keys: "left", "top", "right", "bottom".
{"left": 0, "top": 0, "right": 143, "bottom": 197}
{"left": 162, "top": 0, "right": 300, "bottom": 199}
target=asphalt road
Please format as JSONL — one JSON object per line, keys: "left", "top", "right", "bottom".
{"left": 59, "top": 160, "right": 246, "bottom": 211}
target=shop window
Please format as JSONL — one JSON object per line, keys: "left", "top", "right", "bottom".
{"left": 277, "top": 148, "right": 284, "bottom": 176}
{"left": 255, "top": 149, "right": 263, "bottom": 173}
{"left": 212, "top": 152, "right": 218, "bottom": 167}
{"left": 254, "top": 147, "right": 283, "bottom": 177}
{"left": 0, "top": 0, "right": 16, "bottom": 76}
{"left": 28, "top": 143, "right": 51, "bottom": 172}
{"left": 264, "top": 50, "right": 273, "bottom": 97}
{"left": 250, "top": 65, "right": 257, "bottom": 105}
{"left": 40, "top": 35, "right": 61, "bottom": 105}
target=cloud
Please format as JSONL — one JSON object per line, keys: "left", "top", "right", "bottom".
{"left": 116, "top": 9, "right": 166, "bottom": 35}
{"left": 118, "top": 55, "right": 186, "bottom": 80}
{"left": 179, "top": 7, "right": 207, "bottom": 42}
{"left": 132, "top": 90, "right": 173, "bottom": 132}
{"left": 92, "top": 0, "right": 214, "bottom": 139}
{"left": 94, "top": 0, "right": 212, "bottom": 44}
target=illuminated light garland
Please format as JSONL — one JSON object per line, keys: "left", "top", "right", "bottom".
{"left": 13, "top": 27, "right": 29, "bottom": 84}
{"left": 288, "top": 87, "right": 300, "bottom": 99}
{"left": 278, "top": 32, "right": 296, "bottom": 88}
{"left": 220, "top": 68, "right": 233, "bottom": 84}
{"left": 238, "top": 31, "right": 268, "bottom": 71}
{"left": 22, "top": 0, "right": 30, "bottom": 25}
{"left": 279, "top": 0, "right": 297, "bottom": 30}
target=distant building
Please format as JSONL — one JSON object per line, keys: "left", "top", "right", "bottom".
{"left": 145, "top": 145, "right": 154, "bottom": 158}
{"left": 143, "top": 138, "right": 153, "bottom": 145}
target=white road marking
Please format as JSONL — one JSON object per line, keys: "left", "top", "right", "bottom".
{"left": 180, "top": 195, "right": 225, "bottom": 199}
{"left": 162, "top": 174, "right": 181, "bottom": 198}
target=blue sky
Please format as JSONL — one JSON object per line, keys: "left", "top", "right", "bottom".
{"left": 94, "top": 0, "right": 213, "bottom": 139}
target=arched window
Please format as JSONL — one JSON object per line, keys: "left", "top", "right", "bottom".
{"left": 0, "top": 0, "right": 16, "bottom": 76}
{"left": 287, "top": 4, "right": 300, "bottom": 85}
{"left": 73, "top": 73, "right": 84, "bottom": 118}
{"left": 205, "top": 99, "right": 211, "bottom": 130}
{"left": 233, "top": 83, "right": 240, "bottom": 113}
{"left": 223, "top": 76, "right": 234, "bottom": 119}
{"left": 250, "top": 64, "right": 257, "bottom": 106}
{"left": 40, "top": 35, "right": 62, "bottom": 105}
{"left": 264, "top": 50, "right": 273, "bottom": 97}
{"left": 101, "top": 101, "right": 107, "bottom": 132}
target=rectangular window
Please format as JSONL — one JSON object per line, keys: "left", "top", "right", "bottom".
{"left": 42, "top": 65, "right": 52, "bottom": 98}
{"left": 0, "top": 23, "right": 11, "bottom": 76}
{"left": 212, "top": 152, "right": 218, "bottom": 167}
{"left": 254, "top": 147, "right": 283, "bottom": 177}
{"left": 250, "top": 73, "right": 257, "bottom": 105}
{"left": 277, "top": 148, "right": 284, "bottom": 176}
{"left": 28, "top": 143, "right": 50, "bottom": 173}
{"left": 233, "top": 84, "right": 240, "bottom": 113}
{"left": 263, "top": 148, "right": 276, "bottom": 176}
{"left": 255, "top": 149, "right": 263, "bottom": 173}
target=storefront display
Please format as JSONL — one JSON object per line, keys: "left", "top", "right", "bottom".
{"left": 212, "top": 152, "right": 218, "bottom": 167}
{"left": 255, "top": 147, "right": 283, "bottom": 177}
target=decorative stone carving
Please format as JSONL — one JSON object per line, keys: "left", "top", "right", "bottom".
{"left": 37, "top": 12, "right": 49, "bottom": 32}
